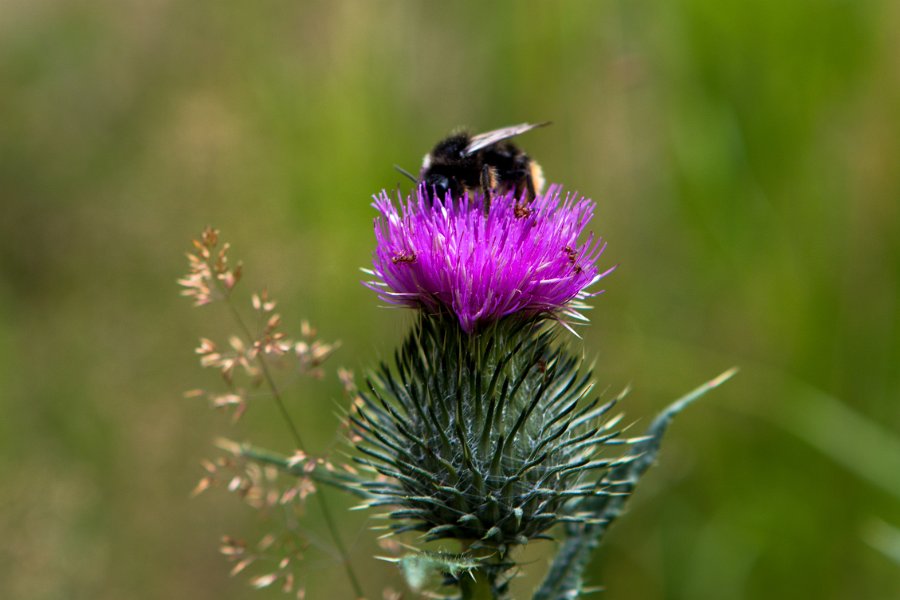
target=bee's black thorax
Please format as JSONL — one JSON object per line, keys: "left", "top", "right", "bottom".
{"left": 429, "top": 134, "right": 472, "bottom": 162}
{"left": 418, "top": 123, "right": 547, "bottom": 204}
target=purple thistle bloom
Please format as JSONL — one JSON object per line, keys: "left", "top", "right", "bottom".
{"left": 365, "top": 185, "right": 614, "bottom": 333}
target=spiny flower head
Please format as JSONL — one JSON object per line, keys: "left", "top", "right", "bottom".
{"left": 365, "top": 185, "right": 613, "bottom": 332}
{"left": 350, "top": 314, "right": 630, "bottom": 552}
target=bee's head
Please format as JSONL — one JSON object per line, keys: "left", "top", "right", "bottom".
{"left": 422, "top": 171, "right": 462, "bottom": 204}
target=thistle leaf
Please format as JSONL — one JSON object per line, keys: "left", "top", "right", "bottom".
{"left": 389, "top": 551, "right": 481, "bottom": 592}
{"left": 533, "top": 368, "right": 738, "bottom": 600}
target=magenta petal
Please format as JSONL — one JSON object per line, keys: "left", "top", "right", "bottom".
{"left": 365, "top": 186, "right": 612, "bottom": 332}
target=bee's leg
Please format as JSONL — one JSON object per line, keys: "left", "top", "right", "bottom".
{"left": 525, "top": 173, "right": 537, "bottom": 204}
{"left": 480, "top": 164, "right": 494, "bottom": 214}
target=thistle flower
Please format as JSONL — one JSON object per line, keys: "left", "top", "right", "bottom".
{"left": 180, "top": 184, "right": 731, "bottom": 599}
{"left": 366, "top": 185, "right": 613, "bottom": 332}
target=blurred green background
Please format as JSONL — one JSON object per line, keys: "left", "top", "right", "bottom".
{"left": 2, "top": 0, "right": 898, "bottom": 598}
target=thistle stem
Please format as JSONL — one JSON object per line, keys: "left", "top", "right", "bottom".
{"left": 224, "top": 299, "right": 366, "bottom": 599}
{"left": 460, "top": 569, "right": 496, "bottom": 600}
{"left": 459, "top": 540, "right": 501, "bottom": 600}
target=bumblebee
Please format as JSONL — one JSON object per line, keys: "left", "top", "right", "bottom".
{"left": 418, "top": 122, "right": 549, "bottom": 206}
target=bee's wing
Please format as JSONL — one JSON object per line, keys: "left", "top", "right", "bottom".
{"left": 464, "top": 121, "right": 550, "bottom": 155}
